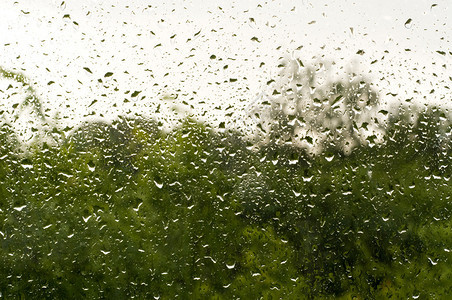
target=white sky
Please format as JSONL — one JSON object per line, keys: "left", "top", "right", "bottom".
{"left": 0, "top": 0, "right": 450, "bottom": 136}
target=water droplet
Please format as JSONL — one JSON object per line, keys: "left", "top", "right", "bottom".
{"left": 226, "top": 262, "right": 235, "bottom": 269}
{"left": 404, "top": 18, "right": 413, "bottom": 29}
{"left": 154, "top": 180, "right": 163, "bottom": 189}
{"left": 13, "top": 205, "right": 27, "bottom": 212}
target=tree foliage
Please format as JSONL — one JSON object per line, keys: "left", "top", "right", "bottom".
{"left": 0, "top": 66, "right": 451, "bottom": 298}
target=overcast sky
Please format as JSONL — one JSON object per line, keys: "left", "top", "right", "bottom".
{"left": 0, "top": 0, "right": 450, "bottom": 136}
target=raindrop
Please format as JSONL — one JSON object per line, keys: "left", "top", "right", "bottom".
{"left": 404, "top": 18, "right": 413, "bottom": 29}
{"left": 154, "top": 179, "right": 163, "bottom": 189}
{"left": 13, "top": 205, "right": 27, "bottom": 212}
{"left": 226, "top": 262, "right": 236, "bottom": 269}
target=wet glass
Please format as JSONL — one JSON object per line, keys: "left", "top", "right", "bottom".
{"left": 0, "top": 0, "right": 450, "bottom": 298}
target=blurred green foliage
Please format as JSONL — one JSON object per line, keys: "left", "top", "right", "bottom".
{"left": 0, "top": 66, "right": 451, "bottom": 299}
{"left": 0, "top": 107, "right": 450, "bottom": 299}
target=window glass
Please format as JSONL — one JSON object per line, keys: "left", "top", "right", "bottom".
{"left": 0, "top": 1, "right": 450, "bottom": 298}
